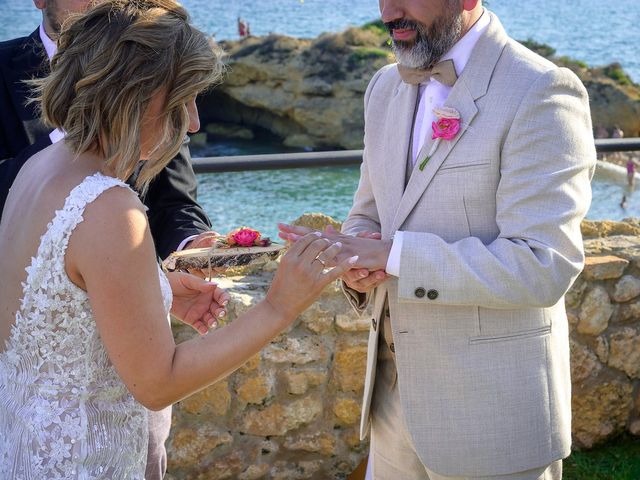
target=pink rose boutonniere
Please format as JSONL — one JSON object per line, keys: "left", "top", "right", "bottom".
{"left": 418, "top": 106, "right": 461, "bottom": 171}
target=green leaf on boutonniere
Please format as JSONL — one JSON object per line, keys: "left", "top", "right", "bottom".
{"left": 419, "top": 156, "right": 430, "bottom": 171}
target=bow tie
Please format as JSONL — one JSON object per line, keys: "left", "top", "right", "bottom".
{"left": 397, "top": 59, "right": 458, "bottom": 86}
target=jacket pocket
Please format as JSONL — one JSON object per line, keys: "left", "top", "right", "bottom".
{"left": 469, "top": 325, "right": 551, "bottom": 345}
{"left": 437, "top": 159, "right": 491, "bottom": 173}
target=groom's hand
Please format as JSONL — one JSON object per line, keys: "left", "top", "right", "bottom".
{"left": 343, "top": 268, "right": 388, "bottom": 293}
{"left": 341, "top": 230, "right": 389, "bottom": 293}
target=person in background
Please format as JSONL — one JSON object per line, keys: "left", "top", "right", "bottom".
{"left": 238, "top": 16, "right": 249, "bottom": 38}
{"left": 280, "top": 0, "right": 596, "bottom": 478}
{"left": 611, "top": 125, "right": 624, "bottom": 139}
{"left": 0, "top": 1, "right": 355, "bottom": 477}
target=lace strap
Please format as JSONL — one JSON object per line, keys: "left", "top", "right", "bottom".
{"left": 32, "top": 173, "right": 131, "bottom": 273}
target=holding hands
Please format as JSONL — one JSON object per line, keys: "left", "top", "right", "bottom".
{"left": 266, "top": 232, "right": 359, "bottom": 322}
{"left": 278, "top": 223, "right": 392, "bottom": 294}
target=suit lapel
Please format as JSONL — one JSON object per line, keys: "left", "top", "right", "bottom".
{"left": 391, "top": 11, "right": 508, "bottom": 233}
{"left": 382, "top": 82, "right": 419, "bottom": 225}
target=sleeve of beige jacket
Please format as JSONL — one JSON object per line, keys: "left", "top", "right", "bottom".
{"left": 340, "top": 66, "right": 390, "bottom": 313}
{"left": 398, "top": 68, "right": 596, "bottom": 308}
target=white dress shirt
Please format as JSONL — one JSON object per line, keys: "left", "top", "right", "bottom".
{"left": 39, "top": 24, "right": 65, "bottom": 144}
{"left": 386, "top": 10, "right": 490, "bottom": 277}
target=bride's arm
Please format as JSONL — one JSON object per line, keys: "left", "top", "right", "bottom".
{"left": 66, "top": 187, "right": 354, "bottom": 410}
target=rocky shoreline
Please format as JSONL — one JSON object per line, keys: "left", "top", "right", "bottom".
{"left": 195, "top": 22, "right": 640, "bottom": 151}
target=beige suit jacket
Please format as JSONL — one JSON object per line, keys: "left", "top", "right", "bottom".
{"left": 342, "top": 12, "right": 596, "bottom": 477}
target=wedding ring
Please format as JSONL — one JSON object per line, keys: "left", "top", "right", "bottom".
{"left": 315, "top": 257, "right": 326, "bottom": 267}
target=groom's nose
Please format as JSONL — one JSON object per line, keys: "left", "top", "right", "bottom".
{"left": 379, "top": 0, "right": 406, "bottom": 23}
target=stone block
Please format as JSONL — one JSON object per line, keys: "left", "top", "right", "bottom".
{"left": 616, "top": 300, "right": 640, "bottom": 324}
{"left": 336, "top": 313, "right": 371, "bottom": 331}
{"left": 201, "top": 452, "right": 244, "bottom": 480}
{"left": 238, "top": 464, "right": 270, "bottom": 480}
{"left": 237, "top": 374, "right": 273, "bottom": 405}
{"left": 284, "top": 432, "right": 337, "bottom": 455}
{"left": 608, "top": 327, "right": 640, "bottom": 378}
{"left": 263, "top": 336, "right": 328, "bottom": 364}
{"left": 284, "top": 368, "right": 328, "bottom": 395}
{"left": 565, "top": 279, "right": 587, "bottom": 309}
{"left": 300, "top": 304, "right": 334, "bottom": 334}
{"left": 344, "top": 427, "right": 367, "bottom": 449}
{"left": 333, "top": 344, "right": 368, "bottom": 393}
{"left": 270, "top": 460, "right": 323, "bottom": 480}
{"left": 572, "top": 380, "right": 634, "bottom": 448}
{"left": 582, "top": 255, "right": 629, "bottom": 280}
{"left": 292, "top": 213, "right": 342, "bottom": 233}
{"left": 178, "top": 379, "right": 231, "bottom": 416}
{"left": 578, "top": 286, "right": 614, "bottom": 336}
{"left": 569, "top": 340, "right": 602, "bottom": 383}
{"left": 612, "top": 275, "right": 640, "bottom": 302}
{"left": 243, "top": 396, "right": 323, "bottom": 436}
{"left": 169, "top": 426, "right": 233, "bottom": 467}
{"left": 333, "top": 396, "right": 362, "bottom": 426}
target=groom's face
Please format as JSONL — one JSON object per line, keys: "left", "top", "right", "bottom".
{"left": 380, "top": 0, "right": 464, "bottom": 69}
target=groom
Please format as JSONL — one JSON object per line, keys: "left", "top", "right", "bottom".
{"left": 281, "top": 0, "right": 595, "bottom": 478}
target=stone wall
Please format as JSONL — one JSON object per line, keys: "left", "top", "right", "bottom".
{"left": 569, "top": 219, "right": 640, "bottom": 448}
{"left": 165, "top": 218, "right": 640, "bottom": 479}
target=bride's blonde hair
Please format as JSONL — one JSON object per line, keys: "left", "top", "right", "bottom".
{"left": 34, "top": 0, "right": 224, "bottom": 193}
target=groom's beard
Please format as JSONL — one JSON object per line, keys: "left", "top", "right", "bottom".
{"left": 385, "top": 7, "right": 463, "bottom": 69}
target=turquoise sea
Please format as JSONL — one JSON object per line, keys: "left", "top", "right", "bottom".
{"left": 2, "top": 0, "right": 639, "bottom": 236}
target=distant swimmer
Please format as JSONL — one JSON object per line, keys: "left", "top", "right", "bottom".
{"left": 621, "top": 194, "right": 628, "bottom": 209}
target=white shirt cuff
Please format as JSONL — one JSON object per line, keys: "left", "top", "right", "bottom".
{"left": 49, "top": 129, "right": 65, "bottom": 144}
{"left": 385, "top": 231, "right": 403, "bottom": 277}
{"left": 176, "top": 235, "right": 199, "bottom": 252}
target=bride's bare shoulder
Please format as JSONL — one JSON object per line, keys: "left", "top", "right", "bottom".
{"left": 79, "top": 184, "right": 147, "bottom": 241}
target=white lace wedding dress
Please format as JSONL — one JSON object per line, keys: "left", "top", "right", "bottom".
{"left": 0, "top": 172, "right": 172, "bottom": 479}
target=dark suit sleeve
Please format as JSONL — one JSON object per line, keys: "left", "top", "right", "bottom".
{"left": 142, "top": 139, "right": 212, "bottom": 259}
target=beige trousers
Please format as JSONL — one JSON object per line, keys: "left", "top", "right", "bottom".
{"left": 370, "top": 328, "right": 562, "bottom": 480}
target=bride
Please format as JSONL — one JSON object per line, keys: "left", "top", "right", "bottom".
{"left": 0, "top": 0, "right": 355, "bottom": 477}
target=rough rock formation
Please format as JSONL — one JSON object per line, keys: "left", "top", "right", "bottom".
{"left": 198, "top": 25, "right": 391, "bottom": 149}
{"left": 196, "top": 25, "right": 640, "bottom": 150}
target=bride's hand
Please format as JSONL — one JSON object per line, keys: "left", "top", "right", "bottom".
{"left": 265, "top": 233, "right": 358, "bottom": 322}
{"left": 167, "top": 272, "right": 230, "bottom": 335}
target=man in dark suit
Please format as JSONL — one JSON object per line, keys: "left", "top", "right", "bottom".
{"left": 0, "top": 0, "right": 215, "bottom": 260}
{"left": 0, "top": 1, "right": 220, "bottom": 478}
